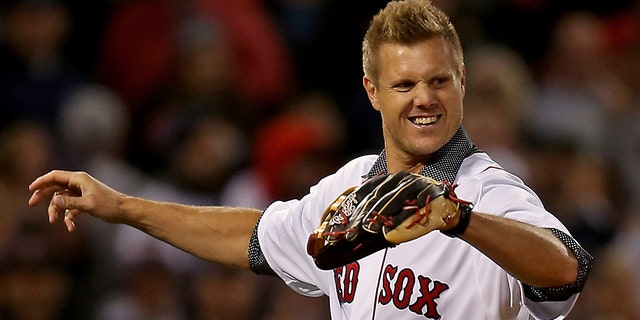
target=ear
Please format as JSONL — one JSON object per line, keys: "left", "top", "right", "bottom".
{"left": 363, "top": 76, "right": 381, "bottom": 111}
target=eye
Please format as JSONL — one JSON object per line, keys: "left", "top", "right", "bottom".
{"left": 431, "top": 77, "right": 449, "bottom": 88}
{"left": 393, "top": 81, "right": 414, "bottom": 92}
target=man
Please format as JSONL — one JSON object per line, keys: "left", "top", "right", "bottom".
{"left": 29, "top": 0, "right": 592, "bottom": 318}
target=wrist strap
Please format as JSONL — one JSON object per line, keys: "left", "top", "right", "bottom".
{"left": 443, "top": 204, "right": 473, "bottom": 238}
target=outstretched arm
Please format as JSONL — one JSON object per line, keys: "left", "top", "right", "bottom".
{"left": 457, "top": 212, "right": 580, "bottom": 288}
{"left": 28, "top": 170, "right": 261, "bottom": 268}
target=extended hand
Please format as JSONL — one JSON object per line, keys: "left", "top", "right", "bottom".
{"left": 28, "top": 170, "right": 125, "bottom": 232}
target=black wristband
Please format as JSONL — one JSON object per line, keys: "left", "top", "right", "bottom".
{"left": 443, "top": 204, "right": 473, "bottom": 238}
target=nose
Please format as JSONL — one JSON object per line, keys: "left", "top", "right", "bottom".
{"left": 412, "top": 83, "right": 436, "bottom": 108}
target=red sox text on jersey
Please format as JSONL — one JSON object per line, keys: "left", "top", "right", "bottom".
{"left": 334, "top": 261, "right": 450, "bottom": 319}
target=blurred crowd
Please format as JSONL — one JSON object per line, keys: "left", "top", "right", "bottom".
{"left": 0, "top": 0, "right": 639, "bottom": 319}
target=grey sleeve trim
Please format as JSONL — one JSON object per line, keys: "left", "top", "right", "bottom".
{"left": 248, "top": 212, "right": 277, "bottom": 276}
{"left": 523, "top": 228, "right": 594, "bottom": 302}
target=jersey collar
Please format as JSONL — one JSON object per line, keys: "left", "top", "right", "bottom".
{"left": 363, "top": 126, "right": 479, "bottom": 183}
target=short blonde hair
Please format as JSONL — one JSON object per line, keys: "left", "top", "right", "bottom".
{"left": 362, "top": 0, "right": 464, "bottom": 83}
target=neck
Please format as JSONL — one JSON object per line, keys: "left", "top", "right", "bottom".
{"left": 387, "top": 155, "right": 430, "bottom": 174}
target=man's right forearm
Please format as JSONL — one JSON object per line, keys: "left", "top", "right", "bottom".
{"left": 121, "top": 195, "right": 263, "bottom": 268}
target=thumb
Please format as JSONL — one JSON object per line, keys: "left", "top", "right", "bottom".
{"left": 54, "top": 193, "right": 88, "bottom": 212}
{"left": 53, "top": 195, "right": 82, "bottom": 233}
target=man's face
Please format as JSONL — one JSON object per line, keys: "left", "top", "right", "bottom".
{"left": 364, "top": 37, "right": 465, "bottom": 165}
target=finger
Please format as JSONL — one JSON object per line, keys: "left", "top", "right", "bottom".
{"left": 53, "top": 192, "right": 93, "bottom": 214}
{"left": 28, "top": 189, "right": 44, "bottom": 206}
{"left": 64, "top": 209, "right": 80, "bottom": 232}
{"left": 28, "top": 170, "right": 75, "bottom": 207}
{"left": 30, "top": 171, "right": 92, "bottom": 210}
{"left": 29, "top": 170, "right": 72, "bottom": 191}
{"left": 29, "top": 185, "right": 68, "bottom": 206}
{"left": 47, "top": 195, "right": 66, "bottom": 224}
{"left": 46, "top": 190, "right": 76, "bottom": 223}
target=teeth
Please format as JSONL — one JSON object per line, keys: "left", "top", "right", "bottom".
{"left": 411, "top": 116, "right": 438, "bottom": 125}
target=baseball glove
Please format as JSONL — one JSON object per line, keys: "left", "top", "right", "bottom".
{"left": 307, "top": 171, "right": 473, "bottom": 270}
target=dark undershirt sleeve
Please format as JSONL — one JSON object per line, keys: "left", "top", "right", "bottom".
{"left": 523, "top": 228, "right": 594, "bottom": 302}
{"left": 248, "top": 212, "right": 277, "bottom": 276}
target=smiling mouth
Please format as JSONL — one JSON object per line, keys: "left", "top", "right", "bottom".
{"left": 409, "top": 115, "right": 439, "bottom": 125}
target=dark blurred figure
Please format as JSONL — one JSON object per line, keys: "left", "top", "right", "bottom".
{"left": 552, "top": 155, "right": 621, "bottom": 253}
{"left": 0, "top": 120, "right": 96, "bottom": 319}
{"left": 463, "top": 44, "right": 534, "bottom": 180}
{"left": 165, "top": 115, "right": 247, "bottom": 199}
{"left": 567, "top": 207, "right": 640, "bottom": 320}
{"left": 479, "top": 0, "right": 633, "bottom": 68}
{"left": 95, "top": 259, "right": 189, "bottom": 320}
{"left": 0, "top": 223, "right": 72, "bottom": 320}
{"left": 528, "top": 11, "right": 633, "bottom": 154}
{"left": 221, "top": 91, "right": 347, "bottom": 208}
{"left": 127, "top": 15, "right": 249, "bottom": 176}
{"left": 189, "top": 265, "right": 269, "bottom": 320}
{"left": 286, "top": 0, "right": 390, "bottom": 155}
{"left": 602, "top": 0, "right": 640, "bottom": 209}
{"left": 0, "top": 0, "right": 85, "bottom": 131}
{"left": 96, "top": 0, "right": 293, "bottom": 114}
{"left": 0, "top": 120, "right": 55, "bottom": 266}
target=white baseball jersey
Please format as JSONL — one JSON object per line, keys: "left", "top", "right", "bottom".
{"left": 257, "top": 151, "right": 580, "bottom": 320}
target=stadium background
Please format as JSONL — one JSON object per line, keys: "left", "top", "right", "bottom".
{"left": 0, "top": 0, "right": 639, "bottom": 319}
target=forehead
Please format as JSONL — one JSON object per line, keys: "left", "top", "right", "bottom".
{"left": 377, "top": 38, "right": 458, "bottom": 79}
